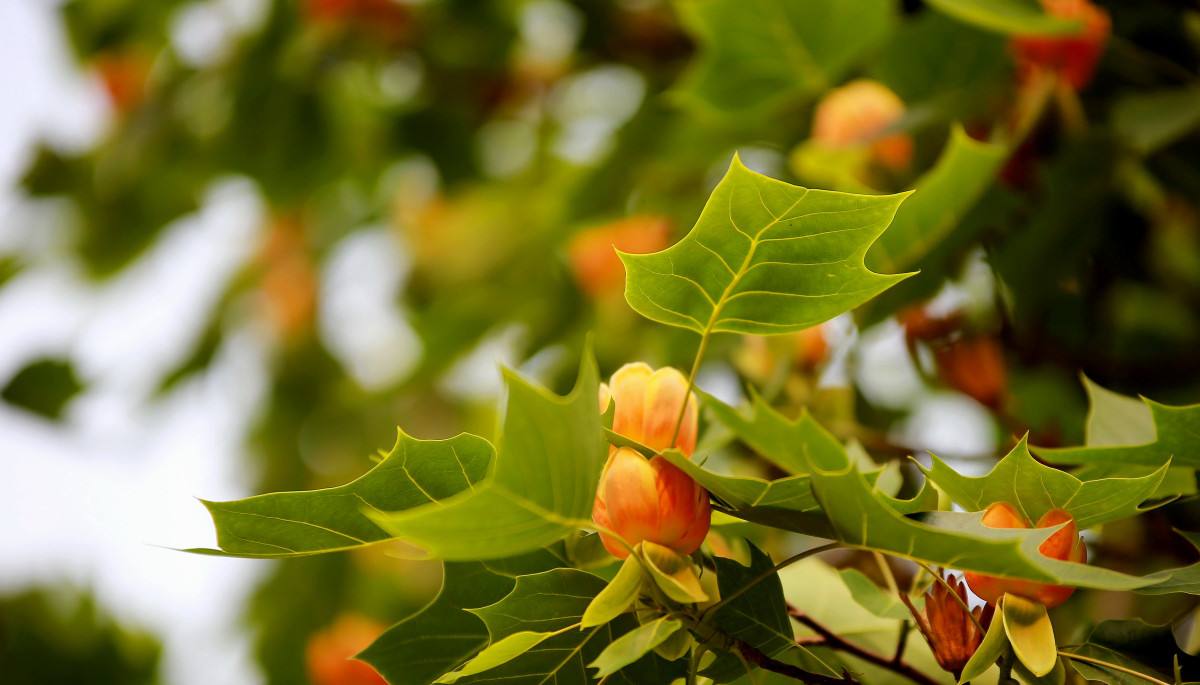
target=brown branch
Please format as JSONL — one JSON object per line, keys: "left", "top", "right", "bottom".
{"left": 788, "top": 606, "right": 942, "bottom": 685}
{"left": 735, "top": 640, "right": 856, "bottom": 684}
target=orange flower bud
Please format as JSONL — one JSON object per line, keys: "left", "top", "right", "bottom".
{"left": 934, "top": 336, "right": 1007, "bottom": 409}
{"left": 905, "top": 573, "right": 994, "bottom": 678}
{"left": 95, "top": 52, "right": 150, "bottom": 115}
{"left": 306, "top": 614, "right": 388, "bottom": 685}
{"left": 794, "top": 325, "right": 829, "bottom": 370}
{"left": 568, "top": 216, "right": 671, "bottom": 297}
{"left": 812, "top": 80, "right": 913, "bottom": 172}
{"left": 593, "top": 363, "right": 709, "bottom": 558}
{"left": 964, "top": 503, "right": 1086, "bottom": 608}
{"left": 599, "top": 363, "right": 698, "bottom": 456}
{"left": 1012, "top": 0, "right": 1110, "bottom": 90}
{"left": 592, "top": 447, "right": 711, "bottom": 559}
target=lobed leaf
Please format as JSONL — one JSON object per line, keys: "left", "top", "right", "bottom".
{"left": 368, "top": 352, "right": 607, "bottom": 560}
{"left": 921, "top": 437, "right": 1170, "bottom": 529}
{"left": 588, "top": 617, "right": 684, "bottom": 678}
{"left": 674, "top": 0, "right": 895, "bottom": 115}
{"left": 621, "top": 155, "right": 913, "bottom": 337}
{"left": 924, "top": 0, "right": 1081, "bottom": 36}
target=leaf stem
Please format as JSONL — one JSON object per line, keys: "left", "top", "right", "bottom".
{"left": 701, "top": 542, "right": 839, "bottom": 619}
{"left": 686, "top": 644, "right": 706, "bottom": 685}
{"left": 670, "top": 328, "right": 712, "bottom": 447}
{"left": 1057, "top": 650, "right": 1170, "bottom": 685}
{"left": 789, "top": 608, "right": 941, "bottom": 685}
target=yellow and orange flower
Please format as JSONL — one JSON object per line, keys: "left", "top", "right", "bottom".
{"left": 964, "top": 503, "right": 1087, "bottom": 608}
{"left": 306, "top": 614, "right": 388, "bottom": 685}
{"left": 592, "top": 363, "right": 711, "bottom": 559}
{"left": 812, "top": 80, "right": 913, "bottom": 172}
{"left": 1012, "top": 0, "right": 1110, "bottom": 91}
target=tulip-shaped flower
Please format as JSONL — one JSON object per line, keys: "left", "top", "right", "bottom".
{"left": 1012, "top": 0, "right": 1110, "bottom": 90}
{"left": 592, "top": 363, "right": 711, "bottom": 558}
{"left": 812, "top": 79, "right": 913, "bottom": 171}
{"left": 964, "top": 503, "right": 1087, "bottom": 608}
{"left": 905, "top": 573, "right": 994, "bottom": 679}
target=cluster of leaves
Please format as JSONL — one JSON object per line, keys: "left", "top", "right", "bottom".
{"left": 5, "top": 0, "right": 1200, "bottom": 683}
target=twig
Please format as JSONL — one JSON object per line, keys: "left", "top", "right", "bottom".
{"left": 892, "top": 620, "right": 910, "bottom": 664}
{"left": 736, "top": 640, "right": 855, "bottom": 684}
{"left": 789, "top": 607, "right": 942, "bottom": 685}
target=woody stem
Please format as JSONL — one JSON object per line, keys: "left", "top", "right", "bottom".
{"left": 789, "top": 608, "right": 942, "bottom": 685}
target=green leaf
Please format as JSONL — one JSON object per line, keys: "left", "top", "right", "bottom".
{"left": 674, "top": 0, "right": 895, "bottom": 115}
{"left": 837, "top": 568, "right": 911, "bottom": 620}
{"left": 800, "top": 417, "right": 1167, "bottom": 590}
{"left": 921, "top": 437, "right": 1170, "bottom": 528}
{"left": 589, "top": 617, "right": 684, "bottom": 678}
{"left": 924, "top": 0, "right": 1082, "bottom": 36}
{"left": 621, "top": 155, "right": 913, "bottom": 336}
{"left": 1139, "top": 531, "right": 1200, "bottom": 595}
{"left": 1112, "top": 86, "right": 1200, "bottom": 155}
{"left": 959, "top": 612, "right": 1008, "bottom": 684}
{"left": 1036, "top": 395, "right": 1200, "bottom": 469}
{"left": 701, "top": 390, "right": 842, "bottom": 475}
{"left": 193, "top": 431, "right": 491, "bottom": 557}
{"left": 641, "top": 542, "right": 709, "bottom": 604}
{"left": 1, "top": 357, "right": 85, "bottom": 420}
{"left": 451, "top": 569, "right": 678, "bottom": 684}
{"left": 581, "top": 556, "right": 644, "bottom": 628}
{"left": 368, "top": 352, "right": 606, "bottom": 560}
{"left": 1003, "top": 593, "right": 1058, "bottom": 677}
{"left": 866, "top": 126, "right": 1007, "bottom": 274}
{"left": 708, "top": 544, "right": 841, "bottom": 680}
{"left": 1061, "top": 643, "right": 1174, "bottom": 685}
{"left": 437, "top": 632, "right": 559, "bottom": 684}
{"left": 359, "top": 562, "right": 516, "bottom": 685}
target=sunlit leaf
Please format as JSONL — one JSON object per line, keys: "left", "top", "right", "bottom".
{"left": 1003, "top": 593, "right": 1057, "bottom": 677}
{"left": 437, "top": 632, "right": 558, "bottom": 684}
{"left": 581, "top": 555, "right": 644, "bottom": 628}
{"left": 959, "top": 612, "right": 1007, "bottom": 684}
{"left": 193, "top": 431, "right": 491, "bottom": 557}
{"left": 368, "top": 352, "right": 606, "bottom": 560}
{"left": 589, "top": 617, "right": 684, "bottom": 678}
{"left": 674, "top": 0, "right": 895, "bottom": 115}
{"left": 621, "top": 155, "right": 912, "bottom": 336}
{"left": 921, "top": 437, "right": 1170, "bottom": 528}
{"left": 866, "top": 126, "right": 1007, "bottom": 274}
{"left": 1036, "top": 393, "right": 1200, "bottom": 469}
{"left": 924, "top": 0, "right": 1081, "bottom": 36}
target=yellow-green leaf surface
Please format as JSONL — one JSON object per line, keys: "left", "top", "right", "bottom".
{"left": 621, "top": 155, "right": 913, "bottom": 336}
{"left": 581, "top": 555, "right": 643, "bottom": 628}
{"left": 1003, "top": 593, "right": 1058, "bottom": 677}
{"left": 866, "top": 126, "right": 1007, "bottom": 274}
{"left": 925, "top": 0, "right": 1081, "bottom": 36}
{"left": 959, "top": 611, "right": 1008, "bottom": 684}
{"left": 192, "top": 430, "right": 492, "bottom": 558}
{"left": 589, "top": 617, "right": 683, "bottom": 678}
{"left": 1036, "top": 389, "right": 1200, "bottom": 469}
{"left": 922, "top": 437, "right": 1170, "bottom": 529}
{"left": 674, "top": 0, "right": 895, "bottom": 115}
{"left": 437, "top": 631, "right": 558, "bottom": 684}
{"left": 367, "top": 353, "right": 606, "bottom": 560}
{"left": 641, "top": 542, "right": 708, "bottom": 604}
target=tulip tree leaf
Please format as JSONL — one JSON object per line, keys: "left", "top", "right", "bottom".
{"left": 1061, "top": 378, "right": 1197, "bottom": 499}
{"left": 368, "top": 353, "right": 606, "bottom": 560}
{"left": 621, "top": 155, "right": 913, "bottom": 337}
{"left": 1036, "top": 393, "right": 1200, "bottom": 469}
{"left": 444, "top": 569, "right": 679, "bottom": 684}
{"left": 1003, "top": 593, "right": 1058, "bottom": 677}
{"left": 707, "top": 544, "right": 842, "bottom": 680}
{"left": 589, "top": 617, "right": 684, "bottom": 678}
{"left": 837, "top": 568, "right": 912, "bottom": 620}
{"left": 581, "top": 555, "right": 643, "bottom": 628}
{"left": 674, "top": 0, "right": 895, "bottom": 115}
{"left": 921, "top": 437, "right": 1170, "bottom": 529}
{"left": 700, "top": 390, "right": 841, "bottom": 475}
{"left": 1061, "top": 643, "right": 1173, "bottom": 685}
{"left": 866, "top": 126, "right": 1007, "bottom": 274}
{"left": 924, "top": 0, "right": 1082, "bottom": 36}
{"left": 1138, "top": 532, "right": 1200, "bottom": 596}
{"left": 359, "top": 562, "right": 517, "bottom": 685}
{"left": 959, "top": 612, "right": 1008, "bottom": 684}
{"left": 641, "top": 542, "right": 709, "bottom": 604}
{"left": 192, "top": 431, "right": 492, "bottom": 558}
{"left": 799, "top": 416, "right": 1194, "bottom": 591}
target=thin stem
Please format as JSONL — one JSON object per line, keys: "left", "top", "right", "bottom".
{"left": 892, "top": 620, "right": 910, "bottom": 664}
{"left": 736, "top": 640, "right": 852, "bottom": 684}
{"left": 686, "top": 644, "right": 706, "bottom": 685}
{"left": 701, "top": 542, "right": 839, "bottom": 619}
{"left": 873, "top": 551, "right": 900, "bottom": 597}
{"left": 670, "top": 330, "right": 711, "bottom": 446}
{"left": 789, "top": 609, "right": 940, "bottom": 685}
{"left": 1058, "top": 651, "right": 1170, "bottom": 685}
